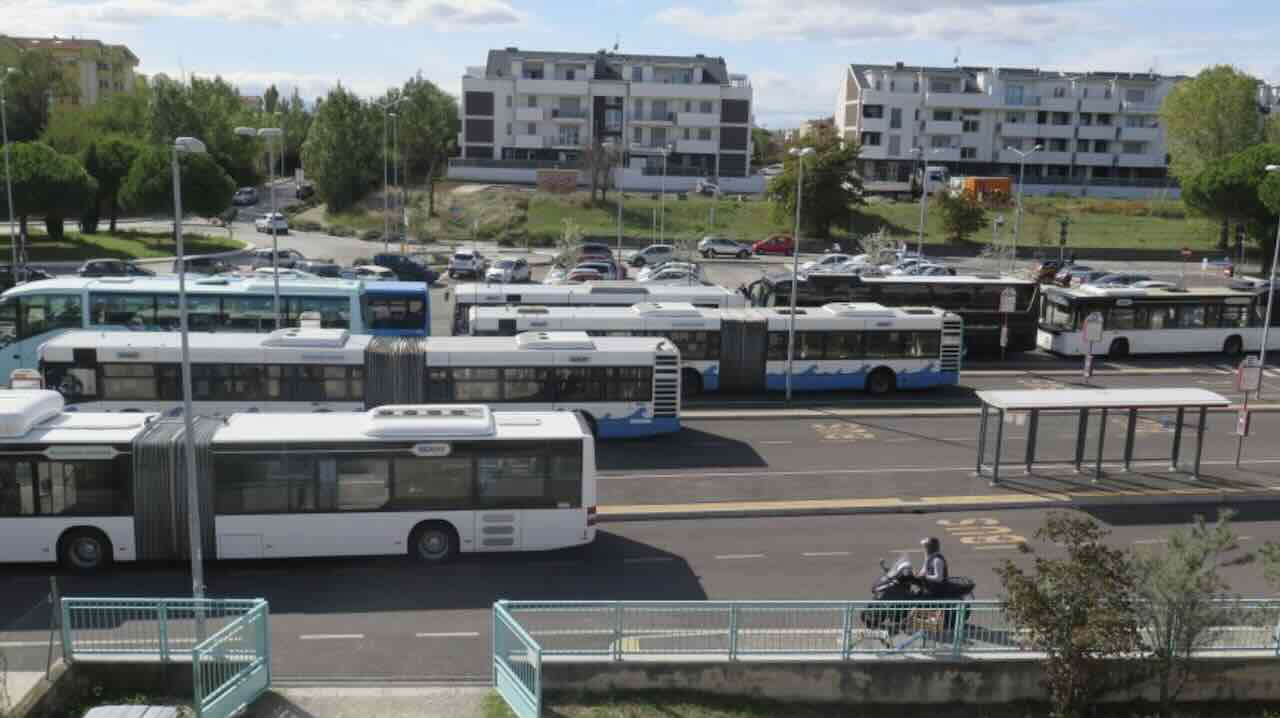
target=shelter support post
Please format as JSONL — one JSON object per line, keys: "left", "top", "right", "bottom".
{"left": 1073, "top": 408, "right": 1089, "bottom": 474}
{"left": 1023, "top": 409, "right": 1039, "bottom": 474}
{"left": 1094, "top": 408, "right": 1108, "bottom": 480}
{"left": 1122, "top": 408, "right": 1138, "bottom": 472}
{"left": 1170, "top": 407, "right": 1185, "bottom": 472}
{"left": 1192, "top": 407, "right": 1207, "bottom": 480}
{"left": 991, "top": 409, "right": 1005, "bottom": 486}
{"left": 976, "top": 404, "right": 989, "bottom": 477}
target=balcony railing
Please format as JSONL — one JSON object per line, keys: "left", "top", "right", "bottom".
{"left": 633, "top": 112, "right": 676, "bottom": 123}
{"left": 551, "top": 108, "right": 588, "bottom": 119}
{"left": 640, "top": 165, "right": 711, "bottom": 177}
{"left": 450, "top": 158, "right": 580, "bottom": 170}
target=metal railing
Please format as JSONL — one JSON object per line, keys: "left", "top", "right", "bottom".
{"left": 449, "top": 158, "right": 579, "bottom": 170}
{"left": 62, "top": 597, "right": 271, "bottom": 718}
{"left": 495, "top": 602, "right": 542, "bottom": 718}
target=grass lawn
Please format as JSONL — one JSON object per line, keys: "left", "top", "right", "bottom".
{"left": 24, "top": 230, "right": 243, "bottom": 261}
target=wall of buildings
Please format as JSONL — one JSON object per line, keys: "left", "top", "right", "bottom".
{"left": 0, "top": 35, "right": 138, "bottom": 106}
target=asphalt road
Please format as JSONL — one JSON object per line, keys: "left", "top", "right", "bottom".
{"left": 1, "top": 502, "right": 1276, "bottom": 681}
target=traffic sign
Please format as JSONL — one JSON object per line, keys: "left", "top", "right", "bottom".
{"left": 1236, "top": 356, "right": 1263, "bottom": 393}
{"left": 1084, "top": 312, "right": 1104, "bottom": 343}
{"left": 999, "top": 287, "right": 1018, "bottom": 314}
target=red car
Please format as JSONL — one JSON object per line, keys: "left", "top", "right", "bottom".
{"left": 565, "top": 268, "right": 604, "bottom": 283}
{"left": 753, "top": 234, "right": 795, "bottom": 256}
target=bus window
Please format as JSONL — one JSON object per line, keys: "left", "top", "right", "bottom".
{"left": 1221, "top": 305, "right": 1249, "bottom": 328}
{"left": 0, "top": 297, "right": 17, "bottom": 346}
{"left": 1109, "top": 308, "right": 1137, "bottom": 330}
{"left": 452, "top": 367, "right": 502, "bottom": 401}
{"left": 391, "top": 457, "right": 471, "bottom": 509}
{"left": 1148, "top": 306, "right": 1176, "bottom": 330}
{"left": 13, "top": 294, "right": 83, "bottom": 338}
{"left": 290, "top": 296, "right": 351, "bottom": 329}
{"left": 1042, "top": 300, "right": 1076, "bottom": 331}
{"left": 502, "top": 368, "right": 554, "bottom": 402}
{"left": 39, "top": 460, "right": 131, "bottom": 516}
{"left": 335, "top": 457, "right": 389, "bottom": 511}
{"left": 477, "top": 452, "right": 550, "bottom": 508}
{"left": 92, "top": 293, "right": 156, "bottom": 328}
{"left": 366, "top": 294, "right": 426, "bottom": 331}
{"left": 101, "top": 364, "right": 160, "bottom": 400}
{"left": 1177, "top": 305, "right": 1207, "bottom": 329}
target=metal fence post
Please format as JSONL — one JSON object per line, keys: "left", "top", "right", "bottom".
{"left": 158, "top": 602, "right": 170, "bottom": 662}
{"left": 534, "top": 645, "right": 544, "bottom": 718}
{"left": 840, "top": 603, "right": 854, "bottom": 660}
{"left": 192, "top": 648, "right": 204, "bottom": 718}
{"left": 262, "top": 601, "right": 272, "bottom": 687}
{"left": 727, "top": 604, "right": 739, "bottom": 661}
{"left": 59, "top": 598, "right": 73, "bottom": 662}
{"left": 612, "top": 602, "right": 624, "bottom": 660}
{"left": 951, "top": 602, "right": 968, "bottom": 658}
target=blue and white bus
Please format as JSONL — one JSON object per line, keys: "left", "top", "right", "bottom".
{"left": 38, "top": 328, "right": 681, "bottom": 439}
{"left": 468, "top": 302, "right": 963, "bottom": 395}
{"left": 0, "top": 276, "right": 430, "bottom": 383}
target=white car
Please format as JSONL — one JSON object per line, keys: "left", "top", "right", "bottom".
{"left": 485, "top": 257, "right": 532, "bottom": 284}
{"left": 254, "top": 212, "right": 289, "bottom": 234}
{"left": 629, "top": 244, "right": 675, "bottom": 267}
{"left": 573, "top": 261, "right": 622, "bottom": 280}
{"left": 1131, "top": 280, "right": 1177, "bottom": 290}
{"left": 252, "top": 267, "right": 314, "bottom": 280}
{"left": 636, "top": 261, "right": 702, "bottom": 282}
{"left": 344, "top": 265, "right": 397, "bottom": 282}
{"left": 448, "top": 249, "right": 487, "bottom": 279}
{"left": 638, "top": 266, "right": 703, "bottom": 284}
{"left": 543, "top": 265, "right": 567, "bottom": 285}
{"left": 801, "top": 253, "right": 856, "bottom": 273}
{"left": 760, "top": 164, "right": 784, "bottom": 177}
{"left": 912, "top": 263, "right": 955, "bottom": 276}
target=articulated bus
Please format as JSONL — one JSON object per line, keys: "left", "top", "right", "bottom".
{"left": 39, "top": 328, "right": 681, "bottom": 439}
{"left": 1038, "top": 285, "right": 1280, "bottom": 357}
{"left": 0, "top": 276, "right": 430, "bottom": 385}
{"left": 0, "top": 390, "right": 595, "bottom": 571}
{"left": 469, "top": 302, "right": 963, "bottom": 395}
{"left": 743, "top": 272, "right": 1037, "bottom": 354}
{"left": 448, "top": 281, "right": 746, "bottom": 335}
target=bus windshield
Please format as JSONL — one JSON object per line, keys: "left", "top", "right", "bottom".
{"left": 1041, "top": 298, "right": 1077, "bottom": 331}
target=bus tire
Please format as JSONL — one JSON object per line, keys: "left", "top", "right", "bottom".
{"left": 408, "top": 522, "right": 458, "bottom": 564}
{"left": 681, "top": 369, "right": 703, "bottom": 397}
{"left": 1224, "top": 336, "right": 1243, "bottom": 357}
{"left": 1107, "top": 338, "right": 1130, "bottom": 359}
{"left": 59, "top": 528, "right": 112, "bottom": 573}
{"left": 866, "top": 367, "right": 896, "bottom": 396}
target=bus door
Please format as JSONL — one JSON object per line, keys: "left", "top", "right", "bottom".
{"left": 718, "top": 316, "right": 767, "bottom": 393}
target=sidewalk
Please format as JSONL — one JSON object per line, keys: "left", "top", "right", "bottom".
{"left": 246, "top": 686, "right": 490, "bottom": 718}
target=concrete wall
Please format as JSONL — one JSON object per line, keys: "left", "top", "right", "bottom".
{"left": 544, "top": 656, "right": 1280, "bottom": 707}
{"left": 447, "top": 166, "right": 576, "bottom": 185}
{"left": 446, "top": 166, "right": 768, "bottom": 195}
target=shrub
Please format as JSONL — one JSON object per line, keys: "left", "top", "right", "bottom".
{"left": 292, "top": 219, "right": 322, "bottom": 232}
{"left": 328, "top": 225, "right": 355, "bottom": 238}
{"left": 361, "top": 229, "right": 383, "bottom": 243}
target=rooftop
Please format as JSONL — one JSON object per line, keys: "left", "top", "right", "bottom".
{"left": 2, "top": 35, "right": 138, "bottom": 62}
{"left": 483, "top": 47, "right": 729, "bottom": 84}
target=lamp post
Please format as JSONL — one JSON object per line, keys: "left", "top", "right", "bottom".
{"left": 235, "top": 126, "right": 284, "bottom": 328}
{"left": 1259, "top": 165, "right": 1280, "bottom": 398}
{"left": 911, "top": 147, "right": 946, "bottom": 257}
{"left": 1, "top": 68, "right": 16, "bottom": 281}
{"left": 1006, "top": 144, "right": 1042, "bottom": 272}
{"left": 379, "top": 97, "right": 406, "bottom": 253}
{"left": 393, "top": 110, "right": 402, "bottom": 242}
{"left": 172, "top": 136, "right": 208, "bottom": 604}
{"left": 603, "top": 141, "right": 622, "bottom": 256}
{"left": 659, "top": 144, "right": 671, "bottom": 246}
{"left": 785, "top": 146, "right": 815, "bottom": 402}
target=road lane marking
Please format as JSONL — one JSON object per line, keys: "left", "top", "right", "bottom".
{"left": 757, "top": 440, "right": 794, "bottom": 445}
{"left": 415, "top": 632, "right": 480, "bottom": 639}
{"left": 974, "top": 544, "right": 1022, "bottom": 551}
{"left": 0, "top": 640, "right": 47, "bottom": 648}
{"left": 299, "top": 634, "right": 364, "bottom": 641}
{"left": 714, "top": 553, "right": 764, "bottom": 560}
{"left": 623, "top": 556, "right": 677, "bottom": 564}
{"left": 802, "top": 551, "right": 851, "bottom": 557}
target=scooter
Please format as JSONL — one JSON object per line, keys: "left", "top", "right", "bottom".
{"left": 861, "top": 556, "right": 976, "bottom": 636}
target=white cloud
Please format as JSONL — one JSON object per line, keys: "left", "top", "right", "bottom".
{"left": 750, "top": 65, "right": 843, "bottom": 128}
{"left": 2, "top": 0, "right": 526, "bottom": 35}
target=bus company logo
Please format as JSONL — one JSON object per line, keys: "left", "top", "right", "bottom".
{"left": 43, "top": 446, "right": 121, "bottom": 461}
{"left": 411, "top": 442, "right": 452, "bottom": 457}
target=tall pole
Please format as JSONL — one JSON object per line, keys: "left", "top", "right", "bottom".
{"left": 1014, "top": 155, "right": 1026, "bottom": 272}
{"left": 915, "top": 149, "right": 927, "bottom": 257}
{"left": 172, "top": 146, "right": 204, "bottom": 605}
{"left": 393, "top": 113, "right": 400, "bottom": 242}
{"left": 268, "top": 139, "right": 280, "bottom": 329}
{"left": 382, "top": 112, "right": 389, "bottom": 252}
{"left": 1, "top": 77, "right": 15, "bottom": 278}
{"left": 786, "top": 156, "right": 805, "bottom": 402}
{"left": 659, "top": 149, "right": 667, "bottom": 245}
{"left": 1258, "top": 181, "right": 1280, "bottom": 399}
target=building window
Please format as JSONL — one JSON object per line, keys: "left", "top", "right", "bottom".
{"left": 863, "top": 105, "right": 884, "bottom": 119}
{"left": 527, "top": 123, "right": 536, "bottom": 135}
{"left": 565, "top": 69, "right": 575, "bottom": 80}
{"left": 505, "top": 96, "right": 512, "bottom": 107}
{"left": 1005, "top": 112, "right": 1025, "bottom": 123}
{"left": 1078, "top": 113, "right": 1092, "bottom": 126}
{"left": 98, "top": 80, "right": 109, "bottom": 89}
{"left": 1122, "top": 141, "right": 1146, "bottom": 154}
{"left": 633, "top": 127, "right": 642, "bottom": 143}
{"left": 700, "top": 100, "right": 713, "bottom": 114}
{"left": 929, "top": 135, "right": 952, "bottom": 149}
{"left": 633, "top": 99, "right": 643, "bottom": 117}
{"left": 932, "top": 110, "right": 953, "bottom": 121}
{"left": 698, "top": 128, "right": 712, "bottom": 141}
{"left": 1097, "top": 113, "right": 1113, "bottom": 126}
{"left": 1005, "top": 85, "right": 1024, "bottom": 106}
{"left": 97, "top": 62, "right": 110, "bottom": 71}
{"left": 527, "top": 95, "right": 537, "bottom": 107}
{"left": 888, "top": 135, "right": 901, "bottom": 156}
{"left": 912, "top": 79, "right": 920, "bottom": 93}
{"left": 683, "top": 128, "right": 691, "bottom": 140}
{"left": 962, "top": 120, "right": 980, "bottom": 133}
{"left": 889, "top": 108, "right": 902, "bottom": 129}
{"left": 889, "top": 80, "right": 896, "bottom": 91}
{"left": 558, "top": 126, "right": 579, "bottom": 146}
{"left": 929, "top": 80, "right": 954, "bottom": 93}
{"left": 1094, "top": 140, "right": 1110, "bottom": 153}
{"left": 631, "top": 66, "right": 643, "bottom": 81}
{"left": 1124, "top": 88, "right": 1146, "bottom": 103}
{"left": 960, "top": 147, "right": 977, "bottom": 160}
{"left": 861, "top": 132, "right": 882, "bottom": 146}
{"left": 1052, "top": 112, "right": 1071, "bottom": 126}
{"left": 1049, "top": 139, "right": 1069, "bottom": 152}
{"left": 1077, "top": 140, "right": 1090, "bottom": 153}
{"left": 506, "top": 123, "right": 512, "bottom": 136}
{"left": 1053, "top": 86, "right": 1067, "bottom": 98}
{"left": 605, "top": 109, "right": 623, "bottom": 131}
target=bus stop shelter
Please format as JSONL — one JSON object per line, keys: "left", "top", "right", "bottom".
{"left": 974, "top": 388, "right": 1230, "bottom": 485}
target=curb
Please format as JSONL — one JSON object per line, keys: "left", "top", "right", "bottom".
{"left": 132, "top": 232, "right": 256, "bottom": 267}
{"left": 680, "top": 403, "right": 1280, "bottom": 421}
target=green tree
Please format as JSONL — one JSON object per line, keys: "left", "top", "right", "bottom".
{"left": 301, "top": 85, "right": 379, "bottom": 213}
{"left": 995, "top": 513, "right": 1142, "bottom": 718}
{"left": 1131, "top": 512, "right": 1241, "bottom": 718}
{"left": 1185, "top": 145, "right": 1280, "bottom": 273}
{"left": 263, "top": 84, "right": 280, "bottom": 115}
{"left": 279, "top": 88, "right": 313, "bottom": 174}
{"left": 86, "top": 136, "right": 144, "bottom": 233}
{"left": 766, "top": 134, "right": 861, "bottom": 241}
{"left": 41, "top": 87, "right": 151, "bottom": 156}
{"left": 751, "top": 127, "right": 779, "bottom": 166}
{"left": 4, "top": 49, "right": 79, "bottom": 141}
{"left": 119, "top": 145, "right": 234, "bottom": 220}
{"left": 935, "top": 189, "right": 986, "bottom": 243}
{"left": 0, "top": 142, "right": 97, "bottom": 241}
{"left": 396, "top": 73, "right": 461, "bottom": 216}
{"left": 79, "top": 142, "right": 102, "bottom": 234}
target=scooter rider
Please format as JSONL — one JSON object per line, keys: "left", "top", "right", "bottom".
{"left": 917, "top": 537, "right": 949, "bottom": 597}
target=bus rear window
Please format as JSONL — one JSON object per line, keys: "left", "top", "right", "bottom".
{"left": 367, "top": 294, "right": 427, "bottom": 331}
{"left": 1041, "top": 300, "right": 1076, "bottom": 331}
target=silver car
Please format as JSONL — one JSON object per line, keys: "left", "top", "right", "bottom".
{"left": 698, "top": 236, "right": 751, "bottom": 259}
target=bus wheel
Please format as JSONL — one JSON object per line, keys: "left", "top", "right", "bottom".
{"left": 1107, "top": 338, "right": 1130, "bottom": 359}
{"left": 409, "top": 522, "right": 458, "bottom": 564}
{"left": 59, "top": 528, "right": 112, "bottom": 573}
{"left": 866, "top": 368, "right": 896, "bottom": 396}
{"left": 681, "top": 369, "right": 703, "bottom": 397}
{"left": 1224, "top": 336, "right": 1243, "bottom": 357}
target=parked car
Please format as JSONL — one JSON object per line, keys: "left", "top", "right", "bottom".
{"left": 753, "top": 234, "right": 795, "bottom": 256}
{"left": 448, "top": 249, "right": 487, "bottom": 279}
{"left": 295, "top": 260, "right": 343, "bottom": 278}
{"left": 343, "top": 265, "right": 397, "bottom": 282}
{"left": 913, "top": 263, "right": 957, "bottom": 277}
{"left": 232, "top": 187, "right": 258, "bottom": 206}
{"left": 173, "top": 256, "right": 234, "bottom": 275}
{"left": 574, "top": 261, "right": 622, "bottom": 280}
{"left": 77, "top": 259, "right": 154, "bottom": 278}
{"left": 1033, "top": 259, "right": 1068, "bottom": 283}
{"left": 694, "top": 178, "right": 720, "bottom": 196}
{"left": 374, "top": 253, "right": 438, "bottom": 284}
{"left": 578, "top": 242, "right": 613, "bottom": 260}
{"left": 485, "top": 257, "right": 532, "bottom": 284}
{"left": 637, "top": 261, "right": 702, "bottom": 281}
{"left": 825, "top": 261, "right": 882, "bottom": 277}
{"left": 295, "top": 181, "right": 315, "bottom": 200}
{"left": 639, "top": 266, "right": 703, "bottom": 283}
{"left": 250, "top": 248, "right": 306, "bottom": 269}
{"left": 1131, "top": 280, "right": 1178, "bottom": 290}
{"left": 0, "top": 265, "right": 54, "bottom": 291}
{"left": 760, "top": 164, "right": 784, "bottom": 178}
{"left": 1055, "top": 265, "right": 1094, "bottom": 286}
{"left": 565, "top": 267, "right": 604, "bottom": 283}
{"left": 698, "top": 236, "right": 751, "bottom": 259}
{"left": 1087, "top": 272, "right": 1151, "bottom": 288}
{"left": 801, "top": 253, "right": 855, "bottom": 273}
{"left": 629, "top": 244, "right": 675, "bottom": 267}
{"left": 254, "top": 212, "right": 289, "bottom": 234}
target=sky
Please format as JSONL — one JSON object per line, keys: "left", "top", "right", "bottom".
{"left": 5, "top": 0, "right": 1279, "bottom": 128}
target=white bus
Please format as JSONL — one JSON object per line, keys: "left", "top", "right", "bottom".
{"left": 1038, "top": 285, "right": 1280, "bottom": 358}
{"left": 0, "top": 276, "right": 431, "bottom": 385}
{"left": 39, "top": 329, "right": 681, "bottom": 439}
{"left": 448, "top": 281, "right": 746, "bottom": 334}
{"left": 0, "top": 391, "right": 595, "bottom": 571}
{"left": 469, "top": 302, "right": 962, "bottom": 395}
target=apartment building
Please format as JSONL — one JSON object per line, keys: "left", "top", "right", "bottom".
{"left": 0, "top": 35, "right": 139, "bottom": 106}
{"left": 835, "top": 62, "right": 1183, "bottom": 194}
{"left": 457, "top": 47, "right": 754, "bottom": 181}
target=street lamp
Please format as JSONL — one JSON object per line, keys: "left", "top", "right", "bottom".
{"left": 172, "top": 135, "right": 208, "bottom": 604}
{"left": 1259, "top": 164, "right": 1280, "bottom": 398}
{"left": 1005, "top": 144, "right": 1042, "bottom": 272}
{"left": 659, "top": 144, "right": 672, "bottom": 247}
{"left": 785, "top": 146, "right": 816, "bottom": 402}
{"left": 911, "top": 147, "right": 946, "bottom": 258}
{"left": 235, "top": 126, "right": 284, "bottom": 328}
{"left": 393, "top": 110, "right": 402, "bottom": 243}
{"left": 603, "top": 141, "right": 622, "bottom": 256}
{"left": 378, "top": 97, "right": 407, "bottom": 252}
{"left": 1, "top": 67, "right": 17, "bottom": 282}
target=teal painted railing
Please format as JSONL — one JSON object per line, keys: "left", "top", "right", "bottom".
{"left": 62, "top": 597, "right": 271, "bottom": 718}
{"left": 494, "top": 601, "right": 542, "bottom": 718}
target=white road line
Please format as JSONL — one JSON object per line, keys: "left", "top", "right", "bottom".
{"left": 757, "top": 440, "right": 794, "bottom": 445}
{"left": 623, "top": 556, "right": 677, "bottom": 564}
{"left": 299, "top": 634, "right": 364, "bottom": 641}
{"left": 973, "top": 544, "right": 1022, "bottom": 551}
{"left": 884, "top": 438, "right": 916, "bottom": 443}
{"left": 802, "top": 551, "right": 851, "bottom": 557}
{"left": 415, "top": 632, "right": 480, "bottom": 639}
{"left": 714, "top": 553, "right": 765, "bottom": 560}
{"left": 0, "top": 640, "right": 47, "bottom": 648}
{"left": 890, "top": 548, "right": 925, "bottom": 554}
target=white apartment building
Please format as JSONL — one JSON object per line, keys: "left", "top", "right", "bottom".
{"left": 455, "top": 47, "right": 754, "bottom": 182}
{"left": 835, "top": 62, "right": 1184, "bottom": 194}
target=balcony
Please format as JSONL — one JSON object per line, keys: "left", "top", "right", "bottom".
{"left": 514, "top": 134, "right": 550, "bottom": 149}
{"left": 859, "top": 116, "right": 887, "bottom": 132}
{"left": 550, "top": 136, "right": 585, "bottom": 149}
{"left": 1117, "top": 153, "right": 1166, "bottom": 168}
{"left": 677, "top": 112, "right": 719, "bottom": 128}
{"left": 676, "top": 138, "right": 718, "bottom": 154}
{"left": 1077, "top": 124, "right": 1118, "bottom": 141}
{"left": 924, "top": 120, "right": 963, "bottom": 135}
{"left": 925, "top": 91, "right": 994, "bottom": 109}
{"left": 723, "top": 75, "right": 751, "bottom": 101}
{"left": 857, "top": 143, "right": 889, "bottom": 160}
{"left": 631, "top": 112, "right": 675, "bottom": 125}
{"left": 1121, "top": 101, "right": 1161, "bottom": 113}
{"left": 926, "top": 148, "right": 961, "bottom": 162}
{"left": 1074, "top": 152, "right": 1116, "bottom": 167}
{"left": 1035, "top": 123, "right": 1076, "bottom": 139}
{"left": 464, "top": 66, "right": 487, "bottom": 79}
{"left": 631, "top": 82, "right": 722, "bottom": 100}
{"left": 1120, "top": 126, "right": 1160, "bottom": 142}
{"left": 1080, "top": 98, "right": 1119, "bottom": 114}
{"left": 1000, "top": 123, "right": 1039, "bottom": 138}
{"left": 516, "top": 77, "right": 588, "bottom": 96}
{"left": 514, "top": 106, "right": 544, "bottom": 122}
{"left": 550, "top": 108, "right": 588, "bottom": 122}
{"left": 999, "top": 149, "right": 1070, "bottom": 164}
